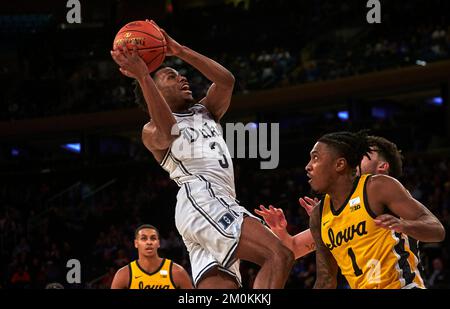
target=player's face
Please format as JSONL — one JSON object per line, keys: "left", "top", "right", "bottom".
{"left": 359, "top": 148, "right": 388, "bottom": 176}
{"left": 359, "top": 149, "right": 378, "bottom": 175}
{"left": 155, "top": 67, "right": 194, "bottom": 107}
{"left": 134, "top": 228, "right": 160, "bottom": 258}
{"left": 305, "top": 142, "right": 338, "bottom": 193}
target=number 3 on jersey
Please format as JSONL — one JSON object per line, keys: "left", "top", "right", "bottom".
{"left": 209, "top": 142, "right": 229, "bottom": 168}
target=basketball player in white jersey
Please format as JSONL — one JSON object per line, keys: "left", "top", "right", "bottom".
{"left": 111, "top": 21, "right": 294, "bottom": 288}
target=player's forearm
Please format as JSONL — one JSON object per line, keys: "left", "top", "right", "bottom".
{"left": 314, "top": 271, "right": 337, "bottom": 289}
{"left": 292, "top": 229, "right": 316, "bottom": 259}
{"left": 313, "top": 242, "right": 338, "bottom": 289}
{"left": 402, "top": 214, "right": 445, "bottom": 242}
{"left": 271, "top": 228, "right": 294, "bottom": 252}
{"left": 310, "top": 206, "right": 338, "bottom": 288}
{"left": 176, "top": 46, "right": 235, "bottom": 87}
{"left": 137, "top": 75, "right": 177, "bottom": 135}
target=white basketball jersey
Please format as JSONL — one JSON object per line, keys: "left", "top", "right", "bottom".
{"left": 160, "top": 104, "right": 236, "bottom": 197}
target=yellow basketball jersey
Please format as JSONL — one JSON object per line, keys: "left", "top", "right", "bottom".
{"left": 128, "top": 258, "right": 176, "bottom": 289}
{"left": 320, "top": 174, "right": 425, "bottom": 289}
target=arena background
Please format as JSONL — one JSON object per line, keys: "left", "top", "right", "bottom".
{"left": 0, "top": 0, "right": 449, "bottom": 289}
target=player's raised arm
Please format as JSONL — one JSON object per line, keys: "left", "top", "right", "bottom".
{"left": 152, "top": 21, "right": 235, "bottom": 121}
{"left": 110, "top": 45, "right": 178, "bottom": 157}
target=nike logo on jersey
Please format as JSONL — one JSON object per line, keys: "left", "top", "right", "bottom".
{"left": 135, "top": 276, "right": 142, "bottom": 279}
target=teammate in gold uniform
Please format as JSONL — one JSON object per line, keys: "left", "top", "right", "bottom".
{"left": 111, "top": 224, "right": 193, "bottom": 289}
{"left": 307, "top": 131, "right": 445, "bottom": 289}
{"left": 256, "top": 135, "right": 408, "bottom": 261}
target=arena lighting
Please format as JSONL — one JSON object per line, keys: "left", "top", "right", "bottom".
{"left": 11, "top": 148, "right": 19, "bottom": 157}
{"left": 429, "top": 96, "right": 443, "bottom": 106}
{"left": 416, "top": 60, "right": 427, "bottom": 66}
{"left": 248, "top": 122, "right": 258, "bottom": 129}
{"left": 61, "top": 143, "right": 81, "bottom": 153}
{"left": 337, "top": 110, "right": 349, "bottom": 121}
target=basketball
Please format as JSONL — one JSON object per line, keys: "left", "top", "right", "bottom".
{"left": 113, "top": 20, "right": 167, "bottom": 73}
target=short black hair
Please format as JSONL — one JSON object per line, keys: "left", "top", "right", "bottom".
{"left": 367, "top": 135, "right": 403, "bottom": 178}
{"left": 134, "top": 224, "right": 159, "bottom": 239}
{"left": 318, "top": 131, "right": 371, "bottom": 172}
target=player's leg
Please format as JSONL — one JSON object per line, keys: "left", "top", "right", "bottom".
{"left": 176, "top": 182, "right": 293, "bottom": 288}
{"left": 187, "top": 243, "right": 242, "bottom": 289}
{"left": 197, "top": 267, "right": 239, "bottom": 289}
{"left": 233, "top": 216, "right": 294, "bottom": 288}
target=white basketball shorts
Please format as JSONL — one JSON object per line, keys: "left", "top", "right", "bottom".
{"left": 175, "top": 179, "right": 259, "bottom": 287}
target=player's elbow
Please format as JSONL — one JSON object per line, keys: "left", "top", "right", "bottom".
{"left": 221, "top": 71, "right": 235, "bottom": 88}
{"left": 435, "top": 222, "right": 446, "bottom": 242}
{"left": 426, "top": 219, "right": 446, "bottom": 242}
{"left": 227, "top": 72, "right": 235, "bottom": 85}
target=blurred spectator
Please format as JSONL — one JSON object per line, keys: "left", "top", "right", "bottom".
{"left": 10, "top": 265, "right": 31, "bottom": 289}
{"left": 427, "top": 257, "right": 449, "bottom": 289}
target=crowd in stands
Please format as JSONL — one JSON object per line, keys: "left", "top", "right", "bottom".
{"left": 1, "top": 152, "right": 449, "bottom": 289}
{"left": 1, "top": 0, "right": 449, "bottom": 120}
{"left": 1, "top": 0, "right": 449, "bottom": 290}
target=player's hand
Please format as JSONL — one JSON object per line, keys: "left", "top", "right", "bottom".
{"left": 374, "top": 214, "right": 407, "bottom": 233}
{"left": 147, "top": 20, "right": 182, "bottom": 57}
{"left": 298, "top": 196, "right": 320, "bottom": 217}
{"left": 110, "top": 44, "right": 148, "bottom": 80}
{"left": 254, "top": 205, "right": 287, "bottom": 231}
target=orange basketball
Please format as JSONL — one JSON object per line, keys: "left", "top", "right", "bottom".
{"left": 113, "top": 20, "right": 167, "bottom": 73}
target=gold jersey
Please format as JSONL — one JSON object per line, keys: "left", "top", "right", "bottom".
{"left": 128, "top": 258, "right": 176, "bottom": 289}
{"left": 320, "top": 174, "right": 425, "bottom": 289}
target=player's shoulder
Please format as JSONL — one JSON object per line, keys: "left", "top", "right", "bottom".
{"left": 142, "top": 121, "right": 155, "bottom": 133}
{"left": 141, "top": 120, "right": 167, "bottom": 137}
{"left": 116, "top": 263, "right": 131, "bottom": 276}
{"left": 111, "top": 263, "right": 131, "bottom": 289}
{"left": 171, "top": 261, "right": 188, "bottom": 275}
{"left": 366, "top": 174, "right": 404, "bottom": 194}
{"left": 366, "top": 174, "right": 399, "bottom": 185}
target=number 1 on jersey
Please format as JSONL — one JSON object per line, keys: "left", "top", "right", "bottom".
{"left": 348, "top": 247, "right": 363, "bottom": 276}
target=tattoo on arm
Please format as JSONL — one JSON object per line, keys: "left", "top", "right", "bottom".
{"left": 310, "top": 206, "right": 338, "bottom": 289}
{"left": 305, "top": 242, "right": 316, "bottom": 252}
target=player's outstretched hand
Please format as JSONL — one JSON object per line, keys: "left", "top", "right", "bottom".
{"left": 374, "top": 214, "right": 406, "bottom": 233}
{"left": 147, "top": 19, "right": 182, "bottom": 57}
{"left": 298, "top": 196, "right": 320, "bottom": 217}
{"left": 255, "top": 205, "right": 287, "bottom": 231}
{"left": 110, "top": 44, "right": 148, "bottom": 79}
